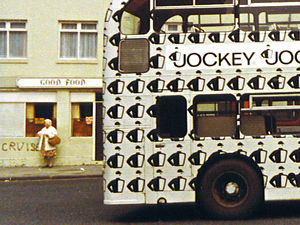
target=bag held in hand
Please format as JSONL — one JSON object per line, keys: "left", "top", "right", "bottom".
{"left": 48, "top": 135, "right": 61, "bottom": 145}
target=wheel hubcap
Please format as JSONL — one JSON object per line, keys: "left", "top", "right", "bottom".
{"left": 225, "top": 182, "right": 240, "bottom": 195}
{"left": 213, "top": 172, "right": 248, "bottom": 207}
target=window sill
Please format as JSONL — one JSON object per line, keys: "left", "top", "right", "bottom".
{"left": 56, "top": 59, "right": 98, "bottom": 64}
{"left": 0, "top": 58, "right": 28, "bottom": 64}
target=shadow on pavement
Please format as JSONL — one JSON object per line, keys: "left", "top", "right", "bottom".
{"left": 112, "top": 203, "right": 207, "bottom": 223}
{"left": 109, "top": 201, "right": 300, "bottom": 223}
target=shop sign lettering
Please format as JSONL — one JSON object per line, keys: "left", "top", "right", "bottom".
{"left": 1, "top": 142, "right": 38, "bottom": 152}
{"left": 17, "top": 78, "right": 102, "bottom": 89}
{"left": 40, "top": 79, "right": 86, "bottom": 87}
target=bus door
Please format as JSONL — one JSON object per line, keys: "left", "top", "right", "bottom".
{"left": 145, "top": 95, "right": 193, "bottom": 203}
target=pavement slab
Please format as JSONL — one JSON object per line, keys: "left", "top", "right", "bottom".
{"left": 0, "top": 164, "right": 103, "bottom": 181}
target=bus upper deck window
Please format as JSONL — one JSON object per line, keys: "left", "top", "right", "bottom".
{"left": 196, "top": 0, "right": 233, "bottom": 5}
{"left": 188, "top": 13, "right": 235, "bottom": 33}
{"left": 156, "top": 0, "right": 193, "bottom": 6}
{"left": 120, "top": 0, "right": 150, "bottom": 35}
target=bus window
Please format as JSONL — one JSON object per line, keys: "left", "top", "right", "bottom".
{"left": 160, "top": 15, "right": 183, "bottom": 33}
{"left": 240, "top": 13, "right": 255, "bottom": 31}
{"left": 251, "top": 0, "right": 299, "bottom": 3}
{"left": 258, "top": 12, "right": 300, "bottom": 31}
{"left": 193, "top": 95, "right": 237, "bottom": 138}
{"left": 241, "top": 95, "right": 300, "bottom": 136}
{"left": 188, "top": 13, "right": 235, "bottom": 33}
{"left": 156, "top": 96, "right": 187, "bottom": 139}
{"left": 196, "top": 0, "right": 233, "bottom": 5}
{"left": 120, "top": 0, "right": 150, "bottom": 34}
{"left": 156, "top": 0, "right": 193, "bottom": 6}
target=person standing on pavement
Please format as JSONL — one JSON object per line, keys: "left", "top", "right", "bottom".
{"left": 37, "top": 119, "right": 57, "bottom": 168}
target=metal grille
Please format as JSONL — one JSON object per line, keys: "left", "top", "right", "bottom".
{"left": 119, "top": 39, "right": 149, "bottom": 73}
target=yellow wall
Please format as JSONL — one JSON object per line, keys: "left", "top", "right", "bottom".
{"left": 0, "top": 0, "right": 111, "bottom": 167}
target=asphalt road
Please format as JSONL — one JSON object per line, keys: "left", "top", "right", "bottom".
{"left": 1, "top": 178, "right": 300, "bottom": 225}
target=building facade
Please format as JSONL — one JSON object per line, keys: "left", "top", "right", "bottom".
{"left": 0, "top": 0, "right": 110, "bottom": 167}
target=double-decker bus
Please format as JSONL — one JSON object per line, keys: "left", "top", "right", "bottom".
{"left": 103, "top": 0, "right": 300, "bottom": 218}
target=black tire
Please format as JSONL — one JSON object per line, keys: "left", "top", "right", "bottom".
{"left": 196, "top": 158, "right": 264, "bottom": 219}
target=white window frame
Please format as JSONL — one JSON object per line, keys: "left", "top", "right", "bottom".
{"left": 0, "top": 21, "right": 27, "bottom": 59}
{"left": 58, "top": 22, "right": 98, "bottom": 60}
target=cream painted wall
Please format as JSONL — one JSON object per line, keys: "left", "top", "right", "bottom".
{"left": 0, "top": 0, "right": 111, "bottom": 78}
{"left": 0, "top": 0, "right": 111, "bottom": 167}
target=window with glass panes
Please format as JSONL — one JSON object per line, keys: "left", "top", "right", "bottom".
{"left": 59, "top": 22, "right": 97, "bottom": 59}
{"left": 0, "top": 21, "right": 27, "bottom": 58}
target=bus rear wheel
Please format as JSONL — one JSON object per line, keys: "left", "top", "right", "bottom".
{"left": 196, "top": 158, "right": 264, "bottom": 219}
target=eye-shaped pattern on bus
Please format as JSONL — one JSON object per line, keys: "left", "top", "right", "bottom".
{"left": 227, "top": 76, "right": 245, "bottom": 90}
{"left": 167, "top": 151, "right": 186, "bottom": 167}
{"left": 288, "top": 74, "right": 300, "bottom": 88}
{"left": 127, "top": 177, "right": 146, "bottom": 192}
{"left": 127, "top": 103, "right": 145, "bottom": 118}
{"left": 268, "top": 75, "right": 286, "bottom": 89}
{"left": 127, "top": 79, "right": 145, "bottom": 94}
{"left": 107, "top": 153, "right": 125, "bottom": 169}
{"left": 249, "top": 149, "right": 268, "bottom": 164}
{"left": 168, "top": 176, "right": 187, "bottom": 191}
{"left": 187, "top": 77, "right": 205, "bottom": 92}
{"left": 107, "top": 104, "right": 125, "bottom": 119}
{"left": 127, "top": 152, "right": 145, "bottom": 168}
{"left": 148, "top": 152, "right": 166, "bottom": 167}
{"left": 289, "top": 148, "right": 300, "bottom": 162}
{"left": 288, "top": 173, "right": 300, "bottom": 187}
{"left": 147, "top": 129, "right": 163, "bottom": 142}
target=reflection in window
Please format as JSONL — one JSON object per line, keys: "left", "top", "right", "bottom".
{"left": 26, "top": 103, "right": 57, "bottom": 137}
{"left": 71, "top": 103, "right": 93, "bottom": 137}
{"left": 188, "top": 13, "right": 235, "bottom": 32}
{"left": 240, "top": 13, "right": 255, "bottom": 31}
{"left": 156, "top": 96, "right": 187, "bottom": 139}
{"left": 156, "top": 0, "right": 193, "bottom": 6}
{"left": 241, "top": 95, "right": 300, "bottom": 136}
{"left": 194, "top": 95, "right": 237, "bottom": 137}
{"left": 259, "top": 12, "right": 300, "bottom": 31}
{"left": 196, "top": 0, "right": 233, "bottom": 4}
{"left": 155, "top": 0, "right": 233, "bottom": 6}
{"left": 161, "top": 16, "right": 183, "bottom": 33}
{"left": 120, "top": 0, "right": 150, "bottom": 34}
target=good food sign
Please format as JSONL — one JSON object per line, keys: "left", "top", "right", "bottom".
{"left": 16, "top": 78, "right": 103, "bottom": 89}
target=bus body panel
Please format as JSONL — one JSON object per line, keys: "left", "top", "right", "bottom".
{"left": 103, "top": 0, "right": 300, "bottom": 205}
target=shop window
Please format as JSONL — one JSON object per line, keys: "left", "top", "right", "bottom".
{"left": 241, "top": 94, "right": 300, "bottom": 136}
{"left": 0, "top": 103, "right": 24, "bottom": 137}
{"left": 26, "top": 103, "right": 57, "bottom": 137}
{"left": 72, "top": 103, "right": 93, "bottom": 137}
{"left": 156, "top": 96, "right": 187, "bottom": 138}
{"left": 193, "top": 95, "right": 237, "bottom": 138}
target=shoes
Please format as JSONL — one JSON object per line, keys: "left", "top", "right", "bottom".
{"left": 42, "top": 165, "right": 49, "bottom": 168}
{"left": 49, "top": 165, "right": 53, "bottom": 168}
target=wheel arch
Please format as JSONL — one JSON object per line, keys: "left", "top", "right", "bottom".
{"left": 195, "top": 151, "right": 265, "bottom": 203}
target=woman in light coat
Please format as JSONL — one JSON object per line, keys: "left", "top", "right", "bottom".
{"left": 37, "top": 119, "right": 57, "bottom": 168}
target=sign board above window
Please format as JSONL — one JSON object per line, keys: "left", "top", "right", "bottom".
{"left": 16, "top": 78, "right": 102, "bottom": 89}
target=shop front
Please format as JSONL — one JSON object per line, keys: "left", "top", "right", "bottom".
{"left": 0, "top": 78, "right": 103, "bottom": 167}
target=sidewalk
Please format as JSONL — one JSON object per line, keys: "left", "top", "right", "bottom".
{"left": 0, "top": 164, "right": 103, "bottom": 181}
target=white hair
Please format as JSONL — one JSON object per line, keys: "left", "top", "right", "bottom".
{"left": 44, "top": 119, "right": 52, "bottom": 126}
